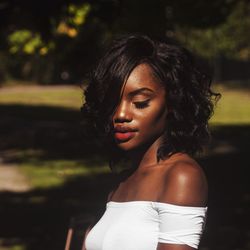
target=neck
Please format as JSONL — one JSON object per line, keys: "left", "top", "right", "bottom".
{"left": 125, "top": 135, "right": 165, "bottom": 170}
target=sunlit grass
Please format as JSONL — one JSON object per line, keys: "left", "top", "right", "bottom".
{"left": 10, "top": 149, "right": 109, "bottom": 189}
{"left": 0, "top": 238, "right": 26, "bottom": 250}
{"left": 210, "top": 84, "right": 250, "bottom": 125}
{"left": 8, "top": 246, "right": 25, "bottom": 250}
{"left": 0, "top": 85, "right": 84, "bottom": 109}
{"left": 20, "top": 159, "right": 109, "bottom": 189}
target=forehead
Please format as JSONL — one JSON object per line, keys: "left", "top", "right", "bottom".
{"left": 121, "top": 64, "right": 164, "bottom": 95}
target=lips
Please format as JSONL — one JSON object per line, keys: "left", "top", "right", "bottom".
{"left": 114, "top": 125, "right": 137, "bottom": 142}
{"left": 114, "top": 131, "right": 136, "bottom": 141}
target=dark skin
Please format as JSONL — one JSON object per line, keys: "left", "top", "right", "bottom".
{"left": 83, "top": 64, "right": 208, "bottom": 250}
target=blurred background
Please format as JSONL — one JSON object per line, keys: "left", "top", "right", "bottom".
{"left": 0, "top": 0, "right": 250, "bottom": 249}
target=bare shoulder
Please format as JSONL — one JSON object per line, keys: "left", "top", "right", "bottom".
{"left": 158, "top": 153, "right": 208, "bottom": 207}
{"left": 107, "top": 189, "right": 115, "bottom": 202}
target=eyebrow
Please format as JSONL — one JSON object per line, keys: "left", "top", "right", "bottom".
{"left": 128, "top": 87, "right": 154, "bottom": 97}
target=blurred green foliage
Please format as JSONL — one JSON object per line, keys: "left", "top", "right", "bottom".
{"left": 8, "top": 30, "right": 41, "bottom": 54}
{"left": 0, "top": 0, "right": 249, "bottom": 84}
{"left": 1, "top": 2, "right": 96, "bottom": 84}
{"left": 176, "top": 1, "right": 250, "bottom": 60}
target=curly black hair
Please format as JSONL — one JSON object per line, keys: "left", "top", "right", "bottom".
{"left": 82, "top": 34, "right": 221, "bottom": 167}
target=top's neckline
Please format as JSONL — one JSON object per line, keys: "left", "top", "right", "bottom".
{"left": 107, "top": 200, "right": 207, "bottom": 210}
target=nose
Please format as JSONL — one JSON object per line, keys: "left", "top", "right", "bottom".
{"left": 113, "top": 100, "right": 132, "bottom": 123}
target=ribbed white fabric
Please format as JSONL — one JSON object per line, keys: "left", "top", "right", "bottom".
{"left": 85, "top": 201, "right": 207, "bottom": 250}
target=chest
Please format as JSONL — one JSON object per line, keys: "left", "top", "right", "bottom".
{"left": 111, "top": 167, "right": 165, "bottom": 202}
{"left": 85, "top": 203, "right": 159, "bottom": 250}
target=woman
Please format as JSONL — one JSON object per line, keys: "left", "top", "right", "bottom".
{"left": 81, "top": 34, "right": 220, "bottom": 250}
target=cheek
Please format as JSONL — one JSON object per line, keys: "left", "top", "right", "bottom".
{"left": 136, "top": 103, "right": 168, "bottom": 131}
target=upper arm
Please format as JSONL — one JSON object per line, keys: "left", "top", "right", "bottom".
{"left": 159, "top": 161, "right": 208, "bottom": 207}
{"left": 156, "top": 161, "right": 208, "bottom": 250}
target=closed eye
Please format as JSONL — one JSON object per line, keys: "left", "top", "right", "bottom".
{"left": 133, "top": 99, "right": 150, "bottom": 109}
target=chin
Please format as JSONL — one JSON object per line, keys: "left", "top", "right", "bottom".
{"left": 115, "top": 139, "right": 140, "bottom": 151}
{"left": 116, "top": 139, "right": 148, "bottom": 153}
{"left": 116, "top": 143, "right": 135, "bottom": 152}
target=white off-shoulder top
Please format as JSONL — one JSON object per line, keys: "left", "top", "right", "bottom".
{"left": 85, "top": 201, "right": 207, "bottom": 250}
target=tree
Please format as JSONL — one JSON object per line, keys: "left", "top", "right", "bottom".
{"left": 0, "top": 0, "right": 243, "bottom": 84}
{"left": 175, "top": 0, "right": 250, "bottom": 61}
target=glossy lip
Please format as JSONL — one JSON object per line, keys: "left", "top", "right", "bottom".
{"left": 113, "top": 125, "right": 137, "bottom": 142}
{"left": 114, "top": 131, "right": 136, "bottom": 142}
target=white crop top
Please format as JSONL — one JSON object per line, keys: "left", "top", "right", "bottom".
{"left": 85, "top": 201, "right": 207, "bottom": 250}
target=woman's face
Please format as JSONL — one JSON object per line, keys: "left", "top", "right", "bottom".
{"left": 112, "top": 63, "right": 168, "bottom": 151}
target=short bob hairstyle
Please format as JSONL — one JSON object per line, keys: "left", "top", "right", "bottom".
{"left": 82, "top": 34, "right": 220, "bottom": 168}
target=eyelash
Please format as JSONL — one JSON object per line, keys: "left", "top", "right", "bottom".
{"left": 133, "top": 99, "right": 150, "bottom": 109}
